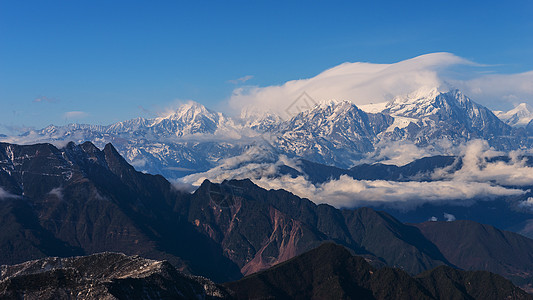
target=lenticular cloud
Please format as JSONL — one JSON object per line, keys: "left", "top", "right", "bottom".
{"left": 228, "top": 52, "right": 533, "bottom": 117}
{"left": 229, "top": 53, "right": 474, "bottom": 118}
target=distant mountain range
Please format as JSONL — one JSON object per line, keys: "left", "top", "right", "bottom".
{"left": 495, "top": 103, "right": 533, "bottom": 127}
{"left": 2, "top": 89, "right": 532, "bottom": 179}
{"left": 1, "top": 141, "right": 533, "bottom": 293}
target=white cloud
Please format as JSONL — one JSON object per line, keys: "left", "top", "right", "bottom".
{"left": 171, "top": 181, "right": 197, "bottom": 193}
{"left": 443, "top": 213, "right": 456, "bottom": 222}
{"left": 429, "top": 216, "right": 438, "bottom": 222}
{"left": 362, "top": 138, "right": 457, "bottom": 166}
{"left": 432, "top": 140, "right": 533, "bottom": 186}
{"left": 179, "top": 139, "right": 533, "bottom": 210}
{"left": 0, "top": 187, "right": 20, "bottom": 200}
{"left": 228, "top": 75, "right": 254, "bottom": 84}
{"left": 454, "top": 71, "right": 533, "bottom": 110}
{"left": 228, "top": 53, "right": 478, "bottom": 118}
{"left": 179, "top": 144, "right": 285, "bottom": 185}
{"left": 33, "top": 96, "right": 57, "bottom": 103}
{"left": 48, "top": 187, "right": 63, "bottom": 201}
{"left": 250, "top": 175, "right": 524, "bottom": 210}
{"left": 519, "top": 197, "right": 533, "bottom": 210}
{"left": 227, "top": 53, "right": 533, "bottom": 117}
{"left": 63, "top": 111, "right": 88, "bottom": 119}
{"left": 130, "top": 157, "right": 148, "bottom": 168}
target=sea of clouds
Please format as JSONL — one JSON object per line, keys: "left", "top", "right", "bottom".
{"left": 178, "top": 140, "right": 532, "bottom": 210}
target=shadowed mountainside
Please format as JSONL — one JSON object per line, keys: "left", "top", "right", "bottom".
{"left": 0, "top": 252, "right": 228, "bottom": 300}
{"left": 0, "top": 141, "right": 241, "bottom": 282}
{"left": 224, "top": 243, "right": 532, "bottom": 300}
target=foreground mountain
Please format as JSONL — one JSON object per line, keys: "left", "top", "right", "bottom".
{"left": 0, "top": 141, "right": 241, "bottom": 282}
{"left": 3, "top": 245, "right": 529, "bottom": 300}
{"left": 2, "top": 89, "right": 529, "bottom": 178}
{"left": 184, "top": 179, "right": 450, "bottom": 276}
{"left": 0, "top": 253, "right": 228, "bottom": 300}
{"left": 414, "top": 220, "right": 533, "bottom": 291}
{"left": 224, "top": 243, "right": 532, "bottom": 300}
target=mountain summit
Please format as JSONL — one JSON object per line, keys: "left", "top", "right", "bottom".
{"left": 495, "top": 103, "right": 533, "bottom": 127}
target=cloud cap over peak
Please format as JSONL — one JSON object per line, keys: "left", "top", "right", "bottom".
{"left": 229, "top": 52, "right": 533, "bottom": 117}
{"left": 229, "top": 53, "right": 478, "bottom": 118}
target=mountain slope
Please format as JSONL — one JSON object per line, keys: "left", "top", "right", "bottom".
{"left": 1, "top": 142, "right": 451, "bottom": 281}
{"left": 182, "top": 179, "right": 450, "bottom": 276}
{"left": 413, "top": 220, "right": 533, "bottom": 290}
{"left": 495, "top": 103, "right": 533, "bottom": 127}
{"left": 0, "top": 141, "right": 242, "bottom": 282}
{"left": 381, "top": 89, "right": 514, "bottom": 147}
{"left": 271, "top": 100, "right": 393, "bottom": 167}
{"left": 224, "top": 243, "right": 531, "bottom": 300}
{"left": 0, "top": 253, "right": 228, "bottom": 299}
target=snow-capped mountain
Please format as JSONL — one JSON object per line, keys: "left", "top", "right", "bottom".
{"left": 494, "top": 103, "right": 533, "bottom": 127}
{"left": 378, "top": 89, "right": 513, "bottom": 146}
{"left": 271, "top": 99, "right": 393, "bottom": 166}
{"left": 1, "top": 89, "right": 530, "bottom": 179}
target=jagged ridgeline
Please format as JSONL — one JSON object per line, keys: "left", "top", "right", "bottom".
{"left": 3, "top": 89, "right": 532, "bottom": 179}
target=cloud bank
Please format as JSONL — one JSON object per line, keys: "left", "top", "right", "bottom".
{"left": 455, "top": 71, "right": 533, "bottom": 110}
{"left": 0, "top": 187, "right": 20, "bottom": 200}
{"left": 252, "top": 175, "right": 524, "bottom": 210}
{"left": 432, "top": 140, "right": 533, "bottom": 186}
{"left": 228, "top": 52, "right": 533, "bottom": 117}
{"left": 179, "top": 140, "right": 531, "bottom": 210}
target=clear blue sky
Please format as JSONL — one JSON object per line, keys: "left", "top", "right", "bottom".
{"left": 1, "top": 0, "right": 532, "bottom": 134}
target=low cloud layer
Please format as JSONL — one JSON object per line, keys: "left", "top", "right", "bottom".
{"left": 48, "top": 187, "right": 64, "bottom": 201}
{"left": 252, "top": 175, "right": 524, "bottom": 210}
{"left": 228, "top": 52, "right": 533, "bottom": 117}
{"left": 361, "top": 138, "right": 457, "bottom": 166}
{"left": 432, "top": 140, "right": 533, "bottom": 186}
{"left": 180, "top": 139, "right": 531, "bottom": 210}
{"left": 0, "top": 187, "right": 20, "bottom": 200}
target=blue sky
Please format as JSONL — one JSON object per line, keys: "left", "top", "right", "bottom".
{"left": 1, "top": 1, "right": 532, "bottom": 134}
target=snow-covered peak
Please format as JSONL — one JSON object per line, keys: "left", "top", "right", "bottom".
{"left": 160, "top": 101, "right": 214, "bottom": 123}
{"left": 389, "top": 87, "right": 443, "bottom": 105}
{"left": 494, "top": 103, "right": 533, "bottom": 127}
{"left": 283, "top": 98, "right": 369, "bottom": 133}
{"left": 382, "top": 88, "right": 467, "bottom": 120}
{"left": 359, "top": 102, "right": 388, "bottom": 114}
{"left": 316, "top": 98, "right": 347, "bottom": 108}
{"left": 239, "top": 107, "right": 282, "bottom": 131}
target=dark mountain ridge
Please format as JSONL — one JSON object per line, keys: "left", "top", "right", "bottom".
{"left": 224, "top": 243, "right": 532, "bottom": 300}
{"left": 0, "top": 141, "right": 241, "bottom": 282}
{"left": 0, "top": 252, "right": 228, "bottom": 299}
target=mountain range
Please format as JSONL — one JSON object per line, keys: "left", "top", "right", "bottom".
{"left": 1, "top": 141, "right": 533, "bottom": 294}
{"left": 225, "top": 243, "right": 532, "bottom": 300}
{"left": 0, "top": 252, "right": 228, "bottom": 299}
{"left": 3, "top": 244, "right": 530, "bottom": 299}
{"left": 2, "top": 89, "right": 532, "bottom": 179}
{"left": 495, "top": 103, "right": 533, "bottom": 127}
